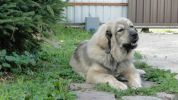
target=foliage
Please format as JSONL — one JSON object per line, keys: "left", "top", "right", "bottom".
{"left": 0, "top": 49, "right": 38, "bottom": 75}
{"left": 134, "top": 51, "right": 143, "bottom": 60}
{"left": 46, "top": 79, "right": 76, "bottom": 100}
{"left": 0, "top": 0, "right": 65, "bottom": 53}
{"left": 0, "top": 25, "right": 91, "bottom": 99}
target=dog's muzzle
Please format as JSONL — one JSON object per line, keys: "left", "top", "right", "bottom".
{"left": 128, "top": 29, "right": 139, "bottom": 47}
{"left": 123, "top": 28, "right": 139, "bottom": 51}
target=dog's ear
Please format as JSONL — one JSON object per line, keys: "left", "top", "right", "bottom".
{"left": 106, "top": 30, "right": 112, "bottom": 40}
{"left": 105, "top": 30, "right": 112, "bottom": 54}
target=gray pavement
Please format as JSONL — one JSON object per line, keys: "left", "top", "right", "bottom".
{"left": 136, "top": 33, "right": 178, "bottom": 74}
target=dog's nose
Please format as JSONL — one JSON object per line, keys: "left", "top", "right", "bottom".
{"left": 131, "top": 32, "right": 138, "bottom": 39}
{"left": 129, "top": 30, "right": 138, "bottom": 39}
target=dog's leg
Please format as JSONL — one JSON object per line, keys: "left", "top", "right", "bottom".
{"left": 137, "top": 69, "right": 146, "bottom": 75}
{"left": 122, "top": 64, "right": 142, "bottom": 89}
{"left": 86, "top": 64, "right": 128, "bottom": 90}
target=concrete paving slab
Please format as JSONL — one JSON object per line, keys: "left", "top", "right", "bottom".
{"left": 75, "top": 91, "right": 116, "bottom": 100}
{"left": 122, "top": 96, "right": 162, "bottom": 100}
{"left": 136, "top": 34, "right": 178, "bottom": 74}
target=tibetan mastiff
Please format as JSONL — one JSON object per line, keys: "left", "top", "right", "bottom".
{"left": 70, "top": 18, "right": 144, "bottom": 90}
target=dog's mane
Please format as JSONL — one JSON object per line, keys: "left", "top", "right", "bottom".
{"left": 87, "top": 23, "right": 132, "bottom": 74}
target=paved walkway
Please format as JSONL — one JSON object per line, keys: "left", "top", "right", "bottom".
{"left": 136, "top": 33, "right": 178, "bottom": 74}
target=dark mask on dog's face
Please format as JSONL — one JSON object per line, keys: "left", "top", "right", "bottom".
{"left": 122, "top": 26, "right": 139, "bottom": 51}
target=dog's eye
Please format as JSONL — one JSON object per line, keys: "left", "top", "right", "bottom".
{"left": 130, "top": 25, "right": 134, "bottom": 28}
{"left": 117, "top": 28, "right": 124, "bottom": 32}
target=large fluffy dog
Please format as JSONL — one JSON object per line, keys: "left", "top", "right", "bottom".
{"left": 70, "top": 18, "right": 143, "bottom": 90}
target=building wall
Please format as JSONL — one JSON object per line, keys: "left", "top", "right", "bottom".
{"left": 128, "top": 0, "right": 178, "bottom": 27}
{"left": 65, "top": 0, "right": 128, "bottom": 23}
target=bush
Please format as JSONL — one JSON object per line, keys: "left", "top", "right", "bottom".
{"left": 0, "top": 49, "right": 38, "bottom": 75}
{"left": 0, "top": 0, "right": 65, "bottom": 53}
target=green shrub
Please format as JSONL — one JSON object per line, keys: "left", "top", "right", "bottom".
{"left": 0, "top": 0, "right": 65, "bottom": 53}
{"left": 0, "top": 49, "right": 38, "bottom": 75}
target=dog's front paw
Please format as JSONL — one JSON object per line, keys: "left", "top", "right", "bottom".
{"left": 137, "top": 69, "right": 146, "bottom": 75}
{"left": 129, "top": 81, "right": 142, "bottom": 89}
{"left": 111, "top": 81, "right": 128, "bottom": 90}
{"left": 117, "top": 82, "right": 128, "bottom": 90}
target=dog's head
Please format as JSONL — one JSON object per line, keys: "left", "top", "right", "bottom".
{"left": 106, "top": 18, "right": 139, "bottom": 52}
{"left": 104, "top": 18, "right": 138, "bottom": 61}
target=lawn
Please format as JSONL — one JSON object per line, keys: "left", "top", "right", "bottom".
{"left": 0, "top": 24, "right": 178, "bottom": 100}
{"left": 0, "top": 25, "right": 91, "bottom": 100}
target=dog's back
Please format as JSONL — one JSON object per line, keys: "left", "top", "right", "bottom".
{"left": 70, "top": 40, "right": 91, "bottom": 77}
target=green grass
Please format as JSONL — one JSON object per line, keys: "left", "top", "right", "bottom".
{"left": 1, "top": 24, "right": 178, "bottom": 100}
{"left": 134, "top": 51, "right": 143, "bottom": 60}
{"left": 0, "top": 24, "right": 91, "bottom": 100}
